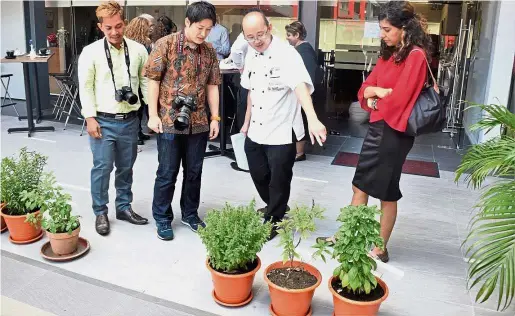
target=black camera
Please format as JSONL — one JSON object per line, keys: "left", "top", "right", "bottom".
{"left": 172, "top": 95, "right": 197, "bottom": 130}
{"left": 115, "top": 86, "right": 138, "bottom": 105}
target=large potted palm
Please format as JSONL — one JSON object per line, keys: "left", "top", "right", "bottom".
{"left": 455, "top": 103, "right": 515, "bottom": 311}
{"left": 1, "top": 148, "right": 47, "bottom": 243}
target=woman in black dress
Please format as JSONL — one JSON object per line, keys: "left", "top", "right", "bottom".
{"left": 317, "top": 1, "right": 432, "bottom": 263}
{"left": 285, "top": 21, "right": 319, "bottom": 162}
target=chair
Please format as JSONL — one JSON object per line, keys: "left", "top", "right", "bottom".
{"left": 1, "top": 74, "right": 21, "bottom": 119}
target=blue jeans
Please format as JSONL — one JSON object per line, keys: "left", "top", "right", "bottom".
{"left": 89, "top": 116, "right": 139, "bottom": 216}
{"left": 152, "top": 132, "right": 208, "bottom": 224}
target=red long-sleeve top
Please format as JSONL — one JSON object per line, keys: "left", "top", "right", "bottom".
{"left": 358, "top": 47, "right": 427, "bottom": 132}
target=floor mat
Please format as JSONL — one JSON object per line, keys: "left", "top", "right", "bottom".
{"left": 332, "top": 152, "right": 440, "bottom": 178}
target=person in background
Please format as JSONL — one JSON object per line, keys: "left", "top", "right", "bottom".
{"left": 143, "top": 1, "right": 221, "bottom": 241}
{"left": 139, "top": 13, "right": 156, "bottom": 42}
{"left": 285, "top": 21, "right": 318, "bottom": 162}
{"left": 125, "top": 16, "right": 152, "bottom": 146}
{"left": 206, "top": 15, "right": 230, "bottom": 60}
{"left": 317, "top": 1, "right": 431, "bottom": 263}
{"left": 240, "top": 9, "right": 327, "bottom": 240}
{"left": 78, "top": 1, "right": 150, "bottom": 236}
{"left": 153, "top": 15, "right": 177, "bottom": 40}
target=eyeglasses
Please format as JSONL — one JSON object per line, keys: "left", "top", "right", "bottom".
{"left": 245, "top": 29, "right": 269, "bottom": 43}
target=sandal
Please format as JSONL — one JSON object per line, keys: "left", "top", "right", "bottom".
{"left": 370, "top": 248, "right": 389, "bottom": 263}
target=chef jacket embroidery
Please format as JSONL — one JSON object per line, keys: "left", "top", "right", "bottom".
{"left": 240, "top": 37, "right": 314, "bottom": 145}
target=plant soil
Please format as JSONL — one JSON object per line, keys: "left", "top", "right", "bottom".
{"left": 212, "top": 259, "right": 259, "bottom": 275}
{"left": 2, "top": 207, "right": 39, "bottom": 216}
{"left": 267, "top": 267, "right": 317, "bottom": 290}
{"left": 331, "top": 278, "right": 385, "bottom": 302}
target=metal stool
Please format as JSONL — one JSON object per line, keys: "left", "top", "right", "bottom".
{"left": 1, "top": 74, "right": 21, "bottom": 119}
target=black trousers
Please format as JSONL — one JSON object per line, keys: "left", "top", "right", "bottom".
{"left": 244, "top": 136, "right": 296, "bottom": 220}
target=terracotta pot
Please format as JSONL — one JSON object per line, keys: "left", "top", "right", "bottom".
{"left": 47, "top": 226, "right": 80, "bottom": 255}
{"left": 0, "top": 203, "right": 6, "bottom": 232}
{"left": 329, "top": 275, "right": 389, "bottom": 316}
{"left": 1, "top": 215, "right": 6, "bottom": 231}
{"left": 206, "top": 256, "right": 261, "bottom": 306}
{"left": 1, "top": 208, "right": 42, "bottom": 242}
{"left": 264, "top": 261, "right": 322, "bottom": 316}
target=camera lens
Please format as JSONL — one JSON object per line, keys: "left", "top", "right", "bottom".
{"left": 174, "top": 106, "right": 190, "bottom": 131}
{"left": 126, "top": 92, "right": 138, "bottom": 105}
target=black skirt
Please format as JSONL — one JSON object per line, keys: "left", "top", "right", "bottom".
{"left": 352, "top": 120, "right": 415, "bottom": 202}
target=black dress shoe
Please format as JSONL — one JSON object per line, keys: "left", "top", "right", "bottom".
{"left": 116, "top": 208, "right": 148, "bottom": 225}
{"left": 138, "top": 139, "right": 144, "bottom": 145}
{"left": 95, "top": 214, "right": 110, "bottom": 235}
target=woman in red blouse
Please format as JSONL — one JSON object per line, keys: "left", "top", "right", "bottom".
{"left": 319, "top": 1, "right": 432, "bottom": 262}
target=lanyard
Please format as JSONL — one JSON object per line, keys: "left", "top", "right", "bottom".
{"left": 104, "top": 38, "right": 132, "bottom": 91}
{"left": 176, "top": 31, "right": 202, "bottom": 96}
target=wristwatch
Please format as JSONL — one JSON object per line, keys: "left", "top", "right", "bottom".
{"left": 210, "top": 115, "right": 221, "bottom": 122}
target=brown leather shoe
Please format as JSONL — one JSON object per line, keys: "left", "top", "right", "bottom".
{"left": 95, "top": 214, "right": 110, "bottom": 235}
{"left": 116, "top": 208, "right": 148, "bottom": 225}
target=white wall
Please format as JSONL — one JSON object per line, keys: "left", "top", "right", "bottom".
{"left": 1, "top": 0, "right": 27, "bottom": 99}
{"left": 464, "top": 0, "right": 515, "bottom": 144}
{"left": 480, "top": 0, "right": 515, "bottom": 142}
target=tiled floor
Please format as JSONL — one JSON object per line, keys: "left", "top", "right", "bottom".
{"left": 1, "top": 113, "right": 511, "bottom": 315}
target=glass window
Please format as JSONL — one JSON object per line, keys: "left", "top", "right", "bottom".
{"left": 260, "top": 0, "right": 299, "bottom": 40}
{"left": 208, "top": 1, "right": 258, "bottom": 45}
{"left": 44, "top": 1, "right": 73, "bottom": 95}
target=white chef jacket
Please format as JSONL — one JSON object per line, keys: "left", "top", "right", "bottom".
{"left": 240, "top": 37, "right": 313, "bottom": 145}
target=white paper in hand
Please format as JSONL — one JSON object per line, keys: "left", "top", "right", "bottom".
{"left": 230, "top": 133, "right": 249, "bottom": 171}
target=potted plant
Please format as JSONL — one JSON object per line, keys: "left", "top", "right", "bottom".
{"left": 1, "top": 148, "right": 47, "bottom": 243}
{"left": 264, "top": 201, "right": 325, "bottom": 316}
{"left": 22, "top": 173, "right": 80, "bottom": 255}
{"left": 314, "top": 205, "right": 389, "bottom": 316}
{"left": 455, "top": 103, "right": 515, "bottom": 311}
{"left": 198, "top": 200, "right": 271, "bottom": 306}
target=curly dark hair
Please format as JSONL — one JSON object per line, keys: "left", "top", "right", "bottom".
{"left": 378, "top": 1, "right": 432, "bottom": 64}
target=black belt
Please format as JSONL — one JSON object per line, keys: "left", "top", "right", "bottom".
{"left": 96, "top": 111, "right": 138, "bottom": 120}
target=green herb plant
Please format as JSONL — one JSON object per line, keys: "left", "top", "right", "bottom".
{"left": 23, "top": 173, "right": 79, "bottom": 234}
{"left": 314, "top": 205, "right": 384, "bottom": 295}
{"left": 276, "top": 200, "right": 326, "bottom": 272}
{"left": 198, "top": 200, "right": 271, "bottom": 273}
{"left": 1, "top": 147, "right": 47, "bottom": 215}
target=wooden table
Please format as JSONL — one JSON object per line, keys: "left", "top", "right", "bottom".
{"left": 1, "top": 54, "right": 55, "bottom": 136}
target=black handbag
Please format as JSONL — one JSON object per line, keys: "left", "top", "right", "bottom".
{"left": 405, "top": 50, "right": 447, "bottom": 137}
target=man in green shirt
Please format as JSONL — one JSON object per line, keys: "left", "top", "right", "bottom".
{"left": 78, "top": 1, "right": 149, "bottom": 236}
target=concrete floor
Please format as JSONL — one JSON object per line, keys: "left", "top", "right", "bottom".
{"left": 1, "top": 115, "right": 513, "bottom": 316}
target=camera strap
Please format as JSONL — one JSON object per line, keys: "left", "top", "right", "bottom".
{"left": 104, "top": 38, "right": 132, "bottom": 92}
{"left": 177, "top": 31, "right": 202, "bottom": 97}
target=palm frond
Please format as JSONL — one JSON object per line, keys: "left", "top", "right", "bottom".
{"left": 463, "top": 181, "right": 515, "bottom": 311}
{"left": 455, "top": 137, "right": 515, "bottom": 189}
{"left": 464, "top": 102, "right": 515, "bottom": 133}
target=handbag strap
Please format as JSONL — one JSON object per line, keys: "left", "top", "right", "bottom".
{"left": 410, "top": 49, "right": 438, "bottom": 92}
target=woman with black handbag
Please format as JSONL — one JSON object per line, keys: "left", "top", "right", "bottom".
{"left": 318, "top": 1, "right": 432, "bottom": 263}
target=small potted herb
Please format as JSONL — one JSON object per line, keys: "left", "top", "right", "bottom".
{"left": 1, "top": 148, "right": 47, "bottom": 243}
{"left": 23, "top": 173, "right": 80, "bottom": 255}
{"left": 314, "top": 205, "right": 389, "bottom": 316}
{"left": 198, "top": 200, "right": 271, "bottom": 306}
{"left": 264, "top": 201, "right": 325, "bottom": 316}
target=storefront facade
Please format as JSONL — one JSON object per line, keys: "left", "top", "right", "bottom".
{"left": 1, "top": 0, "right": 514, "bottom": 145}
